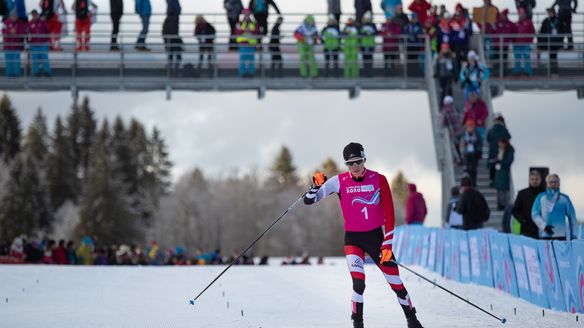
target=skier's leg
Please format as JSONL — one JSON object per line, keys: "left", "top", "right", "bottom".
{"left": 344, "top": 245, "right": 366, "bottom": 324}
{"left": 377, "top": 256, "right": 416, "bottom": 317}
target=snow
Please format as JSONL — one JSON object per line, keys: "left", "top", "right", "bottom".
{"left": 0, "top": 259, "right": 580, "bottom": 328}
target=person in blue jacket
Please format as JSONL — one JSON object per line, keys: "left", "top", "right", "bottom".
{"left": 135, "top": 0, "right": 152, "bottom": 51}
{"left": 531, "top": 174, "right": 578, "bottom": 240}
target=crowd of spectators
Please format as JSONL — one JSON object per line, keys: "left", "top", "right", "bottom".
{"left": 1, "top": 0, "right": 579, "bottom": 78}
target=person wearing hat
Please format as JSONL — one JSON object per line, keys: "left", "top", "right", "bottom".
{"left": 441, "top": 95, "right": 463, "bottom": 164}
{"left": 342, "top": 18, "right": 360, "bottom": 78}
{"left": 235, "top": 8, "right": 260, "bottom": 77}
{"left": 434, "top": 43, "right": 455, "bottom": 101}
{"left": 486, "top": 114, "right": 511, "bottom": 184}
{"left": 460, "top": 120, "right": 482, "bottom": 186}
{"left": 27, "top": 9, "right": 52, "bottom": 77}
{"left": 321, "top": 16, "right": 341, "bottom": 77}
{"left": 459, "top": 50, "right": 490, "bottom": 100}
{"left": 294, "top": 15, "right": 319, "bottom": 78}
{"left": 493, "top": 9, "right": 517, "bottom": 75}
{"left": 304, "top": 143, "right": 424, "bottom": 328}
{"left": 359, "top": 11, "right": 377, "bottom": 77}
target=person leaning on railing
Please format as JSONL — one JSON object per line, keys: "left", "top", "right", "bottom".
{"left": 512, "top": 7, "right": 535, "bottom": 76}
{"left": 342, "top": 18, "right": 360, "bottom": 78}
{"left": 235, "top": 8, "right": 260, "bottom": 78}
{"left": 321, "top": 16, "right": 341, "bottom": 77}
{"left": 2, "top": 11, "right": 25, "bottom": 77}
{"left": 537, "top": 7, "right": 563, "bottom": 75}
{"left": 194, "top": 15, "right": 216, "bottom": 73}
{"left": 294, "top": 15, "right": 319, "bottom": 78}
{"left": 27, "top": 10, "right": 52, "bottom": 77}
{"left": 381, "top": 14, "right": 401, "bottom": 74}
{"left": 269, "top": 16, "right": 283, "bottom": 77}
{"left": 71, "top": 0, "right": 97, "bottom": 52}
{"left": 39, "top": 0, "right": 67, "bottom": 51}
{"left": 359, "top": 11, "right": 377, "bottom": 77}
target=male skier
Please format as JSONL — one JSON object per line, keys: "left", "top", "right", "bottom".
{"left": 304, "top": 142, "right": 424, "bottom": 328}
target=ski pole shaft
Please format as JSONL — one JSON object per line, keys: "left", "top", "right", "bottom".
{"left": 190, "top": 193, "right": 306, "bottom": 305}
{"left": 392, "top": 260, "right": 506, "bottom": 324}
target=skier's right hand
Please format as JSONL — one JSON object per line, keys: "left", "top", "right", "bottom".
{"left": 312, "top": 172, "right": 327, "bottom": 187}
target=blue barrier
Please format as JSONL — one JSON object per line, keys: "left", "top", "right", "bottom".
{"left": 392, "top": 224, "right": 582, "bottom": 314}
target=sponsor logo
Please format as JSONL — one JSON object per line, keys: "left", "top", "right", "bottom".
{"left": 351, "top": 257, "right": 364, "bottom": 270}
{"left": 351, "top": 189, "right": 381, "bottom": 206}
{"left": 346, "top": 185, "right": 375, "bottom": 194}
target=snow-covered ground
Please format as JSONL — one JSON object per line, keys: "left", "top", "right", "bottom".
{"left": 0, "top": 259, "right": 580, "bottom": 328}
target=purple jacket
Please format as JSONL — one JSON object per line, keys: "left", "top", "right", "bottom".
{"left": 28, "top": 19, "right": 50, "bottom": 44}
{"left": 3, "top": 19, "right": 26, "bottom": 51}
{"left": 406, "top": 184, "right": 427, "bottom": 224}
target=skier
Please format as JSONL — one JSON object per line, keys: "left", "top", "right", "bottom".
{"left": 304, "top": 142, "right": 424, "bottom": 328}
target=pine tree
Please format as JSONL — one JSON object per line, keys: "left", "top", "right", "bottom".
{"left": 0, "top": 151, "right": 53, "bottom": 240}
{"left": 78, "top": 97, "right": 96, "bottom": 178}
{"left": 0, "top": 94, "right": 21, "bottom": 163}
{"left": 76, "top": 120, "right": 138, "bottom": 245}
{"left": 46, "top": 116, "right": 79, "bottom": 210}
{"left": 148, "top": 126, "right": 172, "bottom": 197}
{"left": 390, "top": 171, "right": 410, "bottom": 226}
{"left": 22, "top": 108, "right": 49, "bottom": 164}
{"left": 321, "top": 157, "right": 341, "bottom": 178}
{"left": 270, "top": 145, "right": 298, "bottom": 188}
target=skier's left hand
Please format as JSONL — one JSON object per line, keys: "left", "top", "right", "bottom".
{"left": 380, "top": 249, "right": 393, "bottom": 265}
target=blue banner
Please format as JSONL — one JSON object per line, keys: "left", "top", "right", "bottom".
{"left": 490, "top": 232, "right": 519, "bottom": 297}
{"left": 420, "top": 228, "right": 430, "bottom": 269}
{"left": 538, "top": 240, "right": 566, "bottom": 311}
{"left": 435, "top": 229, "right": 445, "bottom": 276}
{"left": 553, "top": 241, "right": 580, "bottom": 313}
{"left": 443, "top": 229, "right": 454, "bottom": 280}
{"left": 449, "top": 230, "right": 461, "bottom": 282}
{"left": 427, "top": 228, "right": 438, "bottom": 272}
{"left": 468, "top": 229, "right": 494, "bottom": 287}
{"left": 412, "top": 226, "right": 424, "bottom": 266}
{"left": 457, "top": 230, "right": 472, "bottom": 283}
{"left": 394, "top": 226, "right": 406, "bottom": 261}
{"left": 508, "top": 235, "right": 533, "bottom": 302}
{"left": 573, "top": 241, "right": 584, "bottom": 314}
{"left": 521, "top": 237, "right": 550, "bottom": 308}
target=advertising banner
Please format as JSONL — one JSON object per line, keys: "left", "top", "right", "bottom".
{"left": 490, "top": 232, "right": 519, "bottom": 297}
{"left": 522, "top": 238, "right": 549, "bottom": 308}
{"left": 458, "top": 230, "right": 471, "bottom": 283}
{"left": 468, "top": 229, "right": 494, "bottom": 287}
{"left": 508, "top": 235, "right": 533, "bottom": 302}
{"left": 427, "top": 229, "right": 438, "bottom": 272}
{"left": 553, "top": 241, "right": 580, "bottom": 313}
{"left": 538, "top": 240, "right": 566, "bottom": 311}
{"left": 572, "top": 241, "right": 584, "bottom": 313}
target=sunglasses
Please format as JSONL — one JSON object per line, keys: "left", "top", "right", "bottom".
{"left": 345, "top": 158, "right": 364, "bottom": 166}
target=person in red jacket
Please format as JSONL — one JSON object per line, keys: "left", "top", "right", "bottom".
{"left": 405, "top": 183, "right": 427, "bottom": 225}
{"left": 28, "top": 10, "right": 52, "bottom": 77}
{"left": 52, "top": 240, "right": 68, "bottom": 264}
{"left": 304, "top": 143, "right": 424, "bottom": 328}
{"left": 381, "top": 15, "right": 402, "bottom": 73}
{"left": 408, "top": 0, "right": 431, "bottom": 26}
{"left": 463, "top": 91, "right": 489, "bottom": 141}
{"left": 512, "top": 7, "right": 535, "bottom": 76}
{"left": 493, "top": 9, "right": 517, "bottom": 74}
{"left": 2, "top": 11, "right": 26, "bottom": 77}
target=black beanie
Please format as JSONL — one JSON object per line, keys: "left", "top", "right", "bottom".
{"left": 343, "top": 142, "right": 365, "bottom": 161}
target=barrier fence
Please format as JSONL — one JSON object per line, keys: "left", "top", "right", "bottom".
{"left": 393, "top": 225, "right": 584, "bottom": 314}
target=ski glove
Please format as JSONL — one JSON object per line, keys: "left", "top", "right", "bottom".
{"left": 544, "top": 225, "right": 554, "bottom": 236}
{"left": 304, "top": 172, "right": 327, "bottom": 205}
{"left": 380, "top": 249, "right": 393, "bottom": 265}
{"left": 312, "top": 172, "right": 327, "bottom": 187}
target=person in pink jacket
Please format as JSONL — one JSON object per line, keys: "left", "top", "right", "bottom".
{"left": 2, "top": 11, "right": 26, "bottom": 77}
{"left": 512, "top": 7, "right": 535, "bottom": 76}
{"left": 405, "top": 183, "right": 427, "bottom": 225}
{"left": 462, "top": 91, "right": 489, "bottom": 141}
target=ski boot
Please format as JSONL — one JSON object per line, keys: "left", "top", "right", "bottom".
{"left": 406, "top": 314, "right": 424, "bottom": 328}
{"left": 351, "top": 314, "right": 364, "bottom": 328}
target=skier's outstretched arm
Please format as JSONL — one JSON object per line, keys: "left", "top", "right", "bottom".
{"left": 304, "top": 173, "right": 339, "bottom": 205}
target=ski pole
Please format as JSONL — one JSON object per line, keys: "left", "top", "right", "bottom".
{"left": 391, "top": 260, "right": 507, "bottom": 324}
{"left": 189, "top": 193, "right": 306, "bottom": 306}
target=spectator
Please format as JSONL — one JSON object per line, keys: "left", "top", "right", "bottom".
{"left": 460, "top": 120, "right": 482, "bottom": 187}
{"left": 27, "top": 10, "right": 51, "bottom": 77}
{"left": 109, "top": 0, "right": 123, "bottom": 51}
{"left": 516, "top": 0, "right": 536, "bottom": 19}
{"left": 25, "top": 239, "right": 43, "bottom": 263}
{"left": 40, "top": 0, "right": 67, "bottom": 51}
{"left": 269, "top": 16, "right": 283, "bottom": 77}
{"left": 224, "top": 0, "right": 243, "bottom": 50}
{"left": 451, "top": 4, "right": 473, "bottom": 76}
{"left": 463, "top": 91, "right": 489, "bottom": 141}
{"left": 194, "top": 15, "right": 216, "bottom": 74}
{"left": 294, "top": 15, "right": 319, "bottom": 78}
{"left": 486, "top": 114, "right": 511, "bottom": 184}
{"left": 342, "top": 18, "right": 359, "bottom": 78}
{"left": 434, "top": 44, "right": 455, "bottom": 101}
{"left": 512, "top": 170, "right": 546, "bottom": 239}
{"left": 53, "top": 239, "right": 67, "bottom": 264}
{"left": 538, "top": 7, "right": 563, "bottom": 75}
{"left": 406, "top": 183, "right": 427, "bottom": 225}
{"left": 0, "top": 0, "right": 10, "bottom": 21}
{"left": 259, "top": 255, "right": 269, "bottom": 265}
{"left": 66, "top": 240, "right": 77, "bottom": 264}
{"left": 445, "top": 186, "right": 463, "bottom": 229}
{"left": 76, "top": 236, "right": 94, "bottom": 265}
{"left": 381, "top": 0, "right": 402, "bottom": 19}
{"left": 355, "top": 0, "right": 372, "bottom": 26}
{"left": 381, "top": 15, "right": 401, "bottom": 74}
{"left": 456, "top": 176, "right": 490, "bottom": 230}
{"left": 9, "top": 237, "right": 24, "bottom": 260}
{"left": 494, "top": 139, "right": 514, "bottom": 210}
{"left": 459, "top": 50, "right": 490, "bottom": 101}
{"left": 235, "top": 8, "right": 260, "bottom": 78}
{"left": 553, "top": 0, "right": 577, "bottom": 50}
{"left": 493, "top": 9, "right": 516, "bottom": 75}
{"left": 512, "top": 7, "right": 535, "bottom": 76}
{"left": 404, "top": 13, "right": 424, "bottom": 76}
{"left": 328, "top": 0, "right": 342, "bottom": 24}
{"left": 135, "top": 0, "right": 151, "bottom": 51}
{"left": 408, "top": 0, "right": 431, "bottom": 26}
{"left": 437, "top": 13, "right": 452, "bottom": 51}
{"left": 72, "top": 0, "right": 97, "bottom": 51}
{"left": 532, "top": 174, "right": 578, "bottom": 240}
{"left": 162, "top": 9, "right": 183, "bottom": 77}
{"left": 248, "top": 0, "right": 280, "bottom": 38}
{"left": 2, "top": 11, "right": 26, "bottom": 77}
{"left": 424, "top": 13, "right": 438, "bottom": 55}
{"left": 440, "top": 95, "right": 463, "bottom": 164}
{"left": 42, "top": 239, "right": 56, "bottom": 264}
{"left": 393, "top": 4, "right": 409, "bottom": 30}
{"left": 360, "top": 11, "right": 377, "bottom": 77}
{"left": 321, "top": 16, "right": 341, "bottom": 77}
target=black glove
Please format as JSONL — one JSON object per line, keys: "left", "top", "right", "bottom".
{"left": 544, "top": 225, "right": 554, "bottom": 236}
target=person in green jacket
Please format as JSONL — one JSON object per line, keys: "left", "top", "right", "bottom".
{"left": 321, "top": 17, "right": 341, "bottom": 77}
{"left": 494, "top": 138, "right": 514, "bottom": 210}
{"left": 486, "top": 114, "right": 511, "bottom": 185}
{"left": 360, "top": 11, "right": 377, "bottom": 77}
{"left": 294, "top": 15, "right": 319, "bottom": 78}
{"left": 343, "top": 18, "right": 360, "bottom": 78}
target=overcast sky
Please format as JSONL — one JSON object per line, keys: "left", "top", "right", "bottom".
{"left": 7, "top": 0, "right": 584, "bottom": 226}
